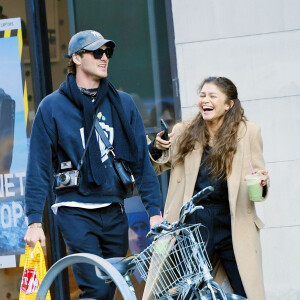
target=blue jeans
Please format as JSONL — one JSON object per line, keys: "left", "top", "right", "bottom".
{"left": 185, "top": 201, "right": 246, "bottom": 297}
{"left": 56, "top": 203, "right": 129, "bottom": 300}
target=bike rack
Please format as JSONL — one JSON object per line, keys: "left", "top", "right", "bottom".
{"left": 35, "top": 253, "right": 137, "bottom": 300}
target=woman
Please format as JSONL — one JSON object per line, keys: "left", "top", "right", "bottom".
{"left": 146, "top": 77, "right": 269, "bottom": 300}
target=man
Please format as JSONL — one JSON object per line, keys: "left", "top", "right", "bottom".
{"left": 24, "top": 30, "right": 162, "bottom": 299}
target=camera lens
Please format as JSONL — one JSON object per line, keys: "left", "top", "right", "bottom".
{"left": 59, "top": 173, "right": 71, "bottom": 185}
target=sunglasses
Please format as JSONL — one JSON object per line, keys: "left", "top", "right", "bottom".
{"left": 78, "top": 47, "right": 114, "bottom": 59}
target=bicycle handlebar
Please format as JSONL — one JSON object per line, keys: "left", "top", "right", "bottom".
{"left": 191, "top": 186, "right": 214, "bottom": 205}
{"left": 147, "top": 186, "right": 214, "bottom": 239}
{"left": 146, "top": 220, "right": 170, "bottom": 238}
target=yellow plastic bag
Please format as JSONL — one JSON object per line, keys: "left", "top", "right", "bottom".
{"left": 19, "top": 241, "right": 51, "bottom": 300}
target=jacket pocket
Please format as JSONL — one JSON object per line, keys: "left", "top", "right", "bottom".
{"left": 253, "top": 216, "right": 265, "bottom": 229}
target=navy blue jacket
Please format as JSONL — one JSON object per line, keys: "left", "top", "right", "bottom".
{"left": 25, "top": 81, "right": 162, "bottom": 224}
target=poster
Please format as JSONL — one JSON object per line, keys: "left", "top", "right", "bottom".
{"left": 118, "top": 196, "right": 154, "bottom": 300}
{"left": 0, "top": 18, "right": 28, "bottom": 261}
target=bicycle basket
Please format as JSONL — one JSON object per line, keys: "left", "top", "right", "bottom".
{"left": 133, "top": 224, "right": 212, "bottom": 299}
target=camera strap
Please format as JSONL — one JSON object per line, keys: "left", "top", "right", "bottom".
{"left": 94, "top": 117, "right": 116, "bottom": 158}
{"left": 94, "top": 112, "right": 135, "bottom": 192}
{"left": 77, "top": 104, "right": 116, "bottom": 172}
{"left": 77, "top": 112, "right": 99, "bottom": 172}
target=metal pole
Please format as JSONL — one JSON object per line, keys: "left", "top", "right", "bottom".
{"left": 25, "top": 0, "right": 53, "bottom": 109}
{"left": 67, "top": 0, "right": 76, "bottom": 37}
{"left": 147, "top": 0, "right": 169, "bottom": 204}
{"left": 164, "top": 0, "right": 182, "bottom": 122}
{"left": 25, "top": 1, "right": 70, "bottom": 299}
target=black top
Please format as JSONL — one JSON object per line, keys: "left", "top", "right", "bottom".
{"left": 193, "top": 146, "right": 229, "bottom": 205}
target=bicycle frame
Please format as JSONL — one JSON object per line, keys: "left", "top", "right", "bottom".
{"left": 134, "top": 186, "right": 247, "bottom": 300}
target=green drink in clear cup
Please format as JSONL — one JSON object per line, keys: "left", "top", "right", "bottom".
{"left": 153, "top": 236, "right": 173, "bottom": 255}
{"left": 245, "top": 174, "right": 263, "bottom": 201}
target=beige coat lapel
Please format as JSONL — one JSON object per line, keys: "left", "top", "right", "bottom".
{"left": 183, "top": 142, "right": 203, "bottom": 204}
{"left": 227, "top": 124, "right": 246, "bottom": 219}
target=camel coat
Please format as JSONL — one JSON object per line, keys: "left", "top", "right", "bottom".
{"left": 144, "top": 121, "right": 269, "bottom": 300}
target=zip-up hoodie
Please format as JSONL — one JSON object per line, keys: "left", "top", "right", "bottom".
{"left": 25, "top": 79, "right": 162, "bottom": 224}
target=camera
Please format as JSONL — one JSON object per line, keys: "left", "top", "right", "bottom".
{"left": 54, "top": 161, "right": 80, "bottom": 190}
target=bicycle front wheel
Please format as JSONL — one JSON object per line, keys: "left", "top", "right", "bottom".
{"left": 35, "top": 253, "right": 136, "bottom": 300}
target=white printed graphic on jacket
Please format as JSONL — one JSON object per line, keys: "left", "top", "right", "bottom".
{"left": 80, "top": 121, "right": 114, "bottom": 162}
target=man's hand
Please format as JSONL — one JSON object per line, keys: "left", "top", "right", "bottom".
{"left": 149, "top": 214, "right": 163, "bottom": 228}
{"left": 24, "top": 223, "right": 46, "bottom": 250}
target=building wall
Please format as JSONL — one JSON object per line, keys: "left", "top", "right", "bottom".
{"left": 171, "top": 0, "right": 300, "bottom": 299}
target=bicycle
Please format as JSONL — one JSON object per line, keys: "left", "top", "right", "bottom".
{"left": 36, "top": 186, "right": 247, "bottom": 300}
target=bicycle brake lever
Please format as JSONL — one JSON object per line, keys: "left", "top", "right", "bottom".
{"left": 192, "top": 186, "right": 214, "bottom": 205}
{"left": 146, "top": 231, "right": 155, "bottom": 239}
{"left": 189, "top": 205, "right": 204, "bottom": 215}
{"left": 146, "top": 220, "right": 170, "bottom": 239}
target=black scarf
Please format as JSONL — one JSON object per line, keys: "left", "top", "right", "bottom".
{"left": 66, "top": 74, "right": 138, "bottom": 185}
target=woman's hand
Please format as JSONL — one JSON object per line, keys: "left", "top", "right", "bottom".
{"left": 256, "top": 169, "right": 269, "bottom": 186}
{"left": 149, "top": 214, "right": 163, "bottom": 228}
{"left": 154, "top": 130, "right": 174, "bottom": 150}
{"left": 243, "top": 170, "right": 269, "bottom": 186}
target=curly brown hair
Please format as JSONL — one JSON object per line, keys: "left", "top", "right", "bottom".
{"left": 67, "top": 58, "right": 76, "bottom": 75}
{"left": 175, "top": 77, "right": 247, "bottom": 179}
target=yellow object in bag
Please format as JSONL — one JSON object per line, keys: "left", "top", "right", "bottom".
{"left": 19, "top": 241, "right": 51, "bottom": 300}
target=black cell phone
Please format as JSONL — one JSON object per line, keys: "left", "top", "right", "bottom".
{"left": 160, "top": 119, "right": 169, "bottom": 140}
